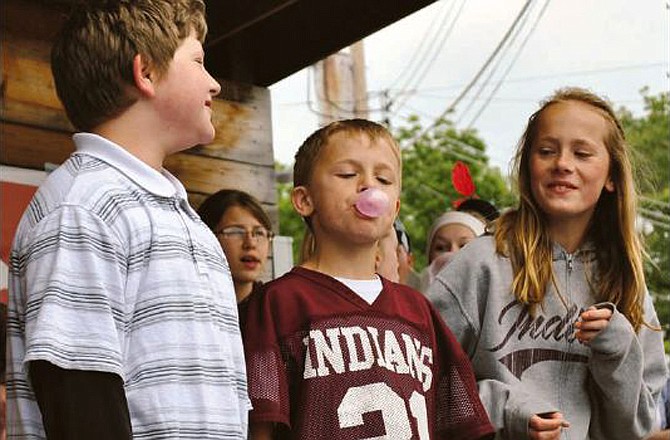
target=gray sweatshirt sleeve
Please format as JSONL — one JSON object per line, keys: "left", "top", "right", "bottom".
{"left": 428, "top": 276, "right": 557, "bottom": 439}
{"left": 587, "top": 296, "right": 668, "bottom": 439}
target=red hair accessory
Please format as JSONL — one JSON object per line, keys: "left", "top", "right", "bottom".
{"left": 451, "top": 161, "right": 477, "bottom": 208}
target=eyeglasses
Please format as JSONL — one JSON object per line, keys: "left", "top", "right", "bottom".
{"left": 216, "top": 226, "right": 273, "bottom": 242}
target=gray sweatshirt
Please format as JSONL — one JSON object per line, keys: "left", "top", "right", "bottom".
{"left": 427, "top": 236, "right": 668, "bottom": 440}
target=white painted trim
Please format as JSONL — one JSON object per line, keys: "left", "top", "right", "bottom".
{"left": 0, "top": 165, "right": 48, "bottom": 186}
{"left": 272, "top": 235, "right": 294, "bottom": 279}
{"left": 0, "top": 260, "right": 8, "bottom": 291}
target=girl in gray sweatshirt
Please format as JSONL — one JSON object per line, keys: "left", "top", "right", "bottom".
{"left": 427, "top": 87, "right": 667, "bottom": 440}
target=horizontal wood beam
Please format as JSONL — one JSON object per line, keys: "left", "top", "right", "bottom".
{"left": 1, "top": 0, "right": 278, "bottom": 221}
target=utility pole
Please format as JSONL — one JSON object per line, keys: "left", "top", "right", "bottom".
{"left": 350, "top": 41, "right": 368, "bottom": 119}
{"left": 380, "top": 89, "right": 392, "bottom": 128}
{"left": 314, "top": 40, "right": 368, "bottom": 125}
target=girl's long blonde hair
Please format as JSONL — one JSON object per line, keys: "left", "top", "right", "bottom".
{"left": 494, "top": 87, "right": 648, "bottom": 332}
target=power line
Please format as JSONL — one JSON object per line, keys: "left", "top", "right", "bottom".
{"left": 640, "top": 211, "right": 670, "bottom": 231}
{"left": 387, "top": 0, "right": 459, "bottom": 101}
{"left": 383, "top": 90, "right": 654, "bottom": 105}
{"left": 305, "top": 66, "right": 342, "bottom": 120}
{"left": 411, "top": 0, "right": 534, "bottom": 142}
{"left": 466, "top": 0, "right": 552, "bottom": 128}
{"left": 641, "top": 196, "right": 670, "bottom": 209}
{"left": 398, "top": 102, "right": 443, "bottom": 120}
{"left": 276, "top": 62, "right": 663, "bottom": 108}
{"left": 384, "top": 0, "right": 452, "bottom": 92}
{"left": 411, "top": 62, "right": 666, "bottom": 94}
{"left": 456, "top": 0, "right": 540, "bottom": 125}
{"left": 395, "top": 115, "right": 491, "bottom": 168}
{"left": 388, "top": 0, "right": 468, "bottom": 117}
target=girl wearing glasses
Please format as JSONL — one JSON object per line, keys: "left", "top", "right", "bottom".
{"left": 198, "top": 189, "right": 274, "bottom": 306}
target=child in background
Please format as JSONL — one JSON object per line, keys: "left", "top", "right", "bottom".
{"left": 456, "top": 198, "right": 501, "bottom": 223}
{"left": 6, "top": 1, "right": 249, "bottom": 438}
{"left": 427, "top": 87, "right": 667, "bottom": 439}
{"left": 197, "top": 189, "right": 274, "bottom": 304}
{"left": 420, "top": 198, "right": 501, "bottom": 293}
{"left": 375, "top": 225, "right": 401, "bottom": 283}
{"left": 419, "top": 209, "right": 487, "bottom": 293}
{"left": 426, "top": 211, "right": 486, "bottom": 265}
{"left": 375, "top": 219, "right": 419, "bottom": 285}
{"left": 243, "top": 119, "right": 494, "bottom": 440}
{"left": 393, "top": 219, "right": 421, "bottom": 288}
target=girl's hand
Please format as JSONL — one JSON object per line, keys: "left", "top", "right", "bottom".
{"left": 575, "top": 306, "right": 613, "bottom": 344}
{"left": 529, "top": 412, "right": 570, "bottom": 440}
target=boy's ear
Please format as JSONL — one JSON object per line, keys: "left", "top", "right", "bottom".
{"left": 291, "top": 186, "right": 314, "bottom": 217}
{"left": 393, "top": 197, "right": 400, "bottom": 218}
{"left": 407, "top": 253, "right": 415, "bottom": 267}
{"left": 374, "top": 248, "right": 382, "bottom": 272}
{"left": 133, "top": 54, "right": 155, "bottom": 97}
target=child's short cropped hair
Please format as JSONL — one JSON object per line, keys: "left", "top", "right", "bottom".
{"left": 293, "top": 119, "right": 401, "bottom": 189}
{"left": 51, "top": 0, "right": 208, "bottom": 131}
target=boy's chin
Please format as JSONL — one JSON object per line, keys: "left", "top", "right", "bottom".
{"left": 197, "top": 127, "right": 216, "bottom": 146}
{"left": 172, "top": 131, "right": 216, "bottom": 153}
{"left": 350, "top": 231, "right": 386, "bottom": 245}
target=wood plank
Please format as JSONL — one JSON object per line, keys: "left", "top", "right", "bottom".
{"left": 0, "top": 120, "right": 278, "bottom": 200}
{"left": 1, "top": 31, "right": 274, "bottom": 166}
{"left": 189, "top": 192, "right": 277, "bottom": 214}
{"left": 0, "top": 34, "right": 72, "bottom": 132}
{"left": 191, "top": 84, "right": 274, "bottom": 166}
{"left": 165, "top": 152, "right": 277, "bottom": 205}
{"left": 0, "top": 121, "right": 74, "bottom": 170}
{"left": 0, "top": 0, "right": 68, "bottom": 42}
{"left": 1, "top": 0, "right": 278, "bottom": 216}
{"left": 0, "top": 122, "right": 279, "bottom": 208}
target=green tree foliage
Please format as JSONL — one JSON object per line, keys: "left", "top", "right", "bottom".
{"left": 276, "top": 162, "right": 306, "bottom": 264}
{"left": 618, "top": 89, "right": 670, "bottom": 333}
{"left": 393, "top": 116, "right": 515, "bottom": 269}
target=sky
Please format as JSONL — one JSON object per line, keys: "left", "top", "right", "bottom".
{"left": 269, "top": 0, "right": 669, "bottom": 176}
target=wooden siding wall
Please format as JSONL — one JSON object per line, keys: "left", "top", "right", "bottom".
{"left": 0, "top": 0, "right": 278, "bottom": 225}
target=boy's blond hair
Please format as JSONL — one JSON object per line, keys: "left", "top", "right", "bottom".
{"left": 51, "top": 0, "right": 208, "bottom": 131}
{"left": 293, "top": 119, "right": 401, "bottom": 189}
{"left": 494, "top": 87, "right": 648, "bottom": 332}
{"left": 293, "top": 119, "right": 402, "bottom": 262}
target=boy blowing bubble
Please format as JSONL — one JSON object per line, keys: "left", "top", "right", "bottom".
{"left": 243, "top": 119, "right": 494, "bottom": 440}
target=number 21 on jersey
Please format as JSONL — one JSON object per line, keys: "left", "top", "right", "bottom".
{"left": 337, "top": 382, "right": 429, "bottom": 439}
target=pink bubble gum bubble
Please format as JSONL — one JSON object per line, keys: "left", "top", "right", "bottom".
{"left": 355, "top": 188, "right": 389, "bottom": 218}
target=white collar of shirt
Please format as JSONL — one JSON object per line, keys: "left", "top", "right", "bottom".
{"left": 334, "top": 275, "right": 383, "bottom": 305}
{"left": 72, "top": 132, "right": 186, "bottom": 199}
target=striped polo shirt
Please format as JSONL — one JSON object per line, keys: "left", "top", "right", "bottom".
{"left": 7, "top": 133, "right": 250, "bottom": 438}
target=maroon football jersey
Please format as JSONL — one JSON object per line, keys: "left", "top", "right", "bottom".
{"left": 243, "top": 267, "right": 494, "bottom": 440}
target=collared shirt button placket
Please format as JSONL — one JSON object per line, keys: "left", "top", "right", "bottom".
{"left": 174, "top": 197, "right": 205, "bottom": 275}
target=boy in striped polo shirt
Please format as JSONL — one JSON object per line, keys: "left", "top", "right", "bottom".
{"left": 6, "top": 1, "right": 250, "bottom": 438}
